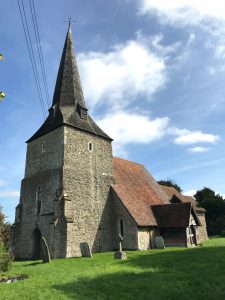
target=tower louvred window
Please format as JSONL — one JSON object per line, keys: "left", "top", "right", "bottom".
{"left": 80, "top": 108, "right": 88, "bottom": 120}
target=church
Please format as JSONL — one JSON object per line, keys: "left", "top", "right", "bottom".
{"left": 11, "top": 26, "right": 208, "bottom": 259}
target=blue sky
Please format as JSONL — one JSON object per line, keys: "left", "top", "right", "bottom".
{"left": 1, "top": 0, "right": 225, "bottom": 222}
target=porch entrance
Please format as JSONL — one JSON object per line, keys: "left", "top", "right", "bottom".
{"left": 189, "top": 225, "right": 197, "bottom": 246}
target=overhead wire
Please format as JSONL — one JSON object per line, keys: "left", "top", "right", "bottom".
{"left": 17, "top": 0, "right": 47, "bottom": 119}
{"left": 29, "top": 0, "right": 51, "bottom": 107}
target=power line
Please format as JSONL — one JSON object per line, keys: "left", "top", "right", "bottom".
{"left": 17, "top": 0, "right": 46, "bottom": 119}
{"left": 29, "top": 0, "right": 50, "bottom": 107}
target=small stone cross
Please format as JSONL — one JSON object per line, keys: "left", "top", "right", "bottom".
{"left": 118, "top": 234, "right": 123, "bottom": 252}
{"left": 114, "top": 234, "right": 127, "bottom": 260}
{"left": 63, "top": 17, "right": 77, "bottom": 27}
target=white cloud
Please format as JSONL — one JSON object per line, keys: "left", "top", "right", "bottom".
{"left": 174, "top": 130, "right": 219, "bottom": 145}
{"left": 183, "top": 189, "right": 196, "bottom": 196}
{"left": 79, "top": 37, "right": 168, "bottom": 109}
{"left": 96, "top": 112, "right": 219, "bottom": 156}
{"left": 188, "top": 147, "right": 209, "bottom": 153}
{"left": 97, "top": 112, "right": 169, "bottom": 156}
{"left": 138, "top": 0, "right": 225, "bottom": 25}
{"left": 0, "top": 190, "right": 20, "bottom": 198}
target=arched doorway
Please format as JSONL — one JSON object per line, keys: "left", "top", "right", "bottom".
{"left": 32, "top": 228, "right": 42, "bottom": 259}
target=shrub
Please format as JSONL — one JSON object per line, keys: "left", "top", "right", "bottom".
{"left": 0, "top": 249, "right": 14, "bottom": 272}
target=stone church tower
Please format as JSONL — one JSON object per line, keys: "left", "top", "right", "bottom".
{"left": 12, "top": 26, "right": 114, "bottom": 259}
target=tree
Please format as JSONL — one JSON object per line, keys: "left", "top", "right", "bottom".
{"left": 194, "top": 187, "right": 225, "bottom": 235}
{"left": 0, "top": 207, "right": 13, "bottom": 272}
{"left": 157, "top": 179, "right": 182, "bottom": 193}
{"left": 0, "top": 206, "right": 10, "bottom": 250}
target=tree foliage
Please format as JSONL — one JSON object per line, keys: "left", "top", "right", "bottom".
{"left": 194, "top": 187, "right": 225, "bottom": 235}
{"left": 0, "top": 206, "right": 10, "bottom": 250}
{"left": 157, "top": 179, "right": 182, "bottom": 193}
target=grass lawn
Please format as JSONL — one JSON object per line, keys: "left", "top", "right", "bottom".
{"left": 1, "top": 237, "right": 225, "bottom": 300}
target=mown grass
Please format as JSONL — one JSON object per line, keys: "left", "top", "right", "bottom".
{"left": 1, "top": 237, "right": 225, "bottom": 300}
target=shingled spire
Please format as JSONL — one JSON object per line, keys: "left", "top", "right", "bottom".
{"left": 27, "top": 25, "right": 112, "bottom": 142}
{"left": 52, "top": 24, "right": 87, "bottom": 109}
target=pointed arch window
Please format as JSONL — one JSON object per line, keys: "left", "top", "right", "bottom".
{"left": 36, "top": 186, "right": 42, "bottom": 215}
{"left": 119, "top": 219, "right": 124, "bottom": 237}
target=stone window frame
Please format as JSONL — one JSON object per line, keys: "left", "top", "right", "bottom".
{"left": 88, "top": 142, "right": 93, "bottom": 152}
{"left": 119, "top": 218, "right": 124, "bottom": 237}
{"left": 41, "top": 142, "right": 46, "bottom": 153}
{"left": 35, "top": 186, "right": 42, "bottom": 215}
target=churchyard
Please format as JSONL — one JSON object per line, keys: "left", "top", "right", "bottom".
{"left": 1, "top": 237, "right": 225, "bottom": 300}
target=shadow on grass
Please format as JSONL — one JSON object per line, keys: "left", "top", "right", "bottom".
{"left": 19, "top": 262, "right": 42, "bottom": 267}
{"left": 53, "top": 246, "right": 225, "bottom": 300}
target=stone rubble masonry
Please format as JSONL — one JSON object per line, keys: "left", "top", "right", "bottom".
{"left": 197, "top": 213, "right": 208, "bottom": 243}
{"left": 64, "top": 126, "right": 114, "bottom": 257}
{"left": 111, "top": 190, "right": 159, "bottom": 251}
{"left": 138, "top": 228, "right": 151, "bottom": 250}
{"left": 111, "top": 190, "right": 139, "bottom": 250}
{"left": 12, "top": 124, "right": 114, "bottom": 259}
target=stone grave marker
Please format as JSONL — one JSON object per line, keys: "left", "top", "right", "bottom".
{"left": 80, "top": 242, "right": 92, "bottom": 258}
{"left": 41, "top": 237, "right": 51, "bottom": 263}
{"left": 155, "top": 236, "right": 165, "bottom": 249}
{"left": 114, "top": 234, "right": 127, "bottom": 260}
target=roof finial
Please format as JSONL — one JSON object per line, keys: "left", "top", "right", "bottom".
{"left": 63, "top": 17, "right": 76, "bottom": 31}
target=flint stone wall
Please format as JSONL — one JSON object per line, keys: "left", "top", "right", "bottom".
{"left": 63, "top": 127, "right": 114, "bottom": 257}
{"left": 12, "top": 127, "right": 67, "bottom": 259}
{"left": 111, "top": 190, "right": 138, "bottom": 250}
{"left": 196, "top": 212, "right": 208, "bottom": 243}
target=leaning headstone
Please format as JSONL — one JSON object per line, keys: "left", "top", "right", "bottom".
{"left": 114, "top": 234, "right": 127, "bottom": 260}
{"left": 41, "top": 237, "right": 51, "bottom": 263}
{"left": 155, "top": 236, "right": 165, "bottom": 249}
{"left": 80, "top": 242, "right": 92, "bottom": 258}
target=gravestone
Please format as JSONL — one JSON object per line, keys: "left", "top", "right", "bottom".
{"left": 80, "top": 242, "right": 92, "bottom": 257}
{"left": 114, "top": 234, "right": 127, "bottom": 260}
{"left": 41, "top": 237, "right": 51, "bottom": 263}
{"left": 155, "top": 236, "right": 165, "bottom": 249}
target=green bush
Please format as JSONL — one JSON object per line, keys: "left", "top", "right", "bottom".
{"left": 0, "top": 249, "right": 14, "bottom": 272}
{"left": 0, "top": 240, "right": 14, "bottom": 273}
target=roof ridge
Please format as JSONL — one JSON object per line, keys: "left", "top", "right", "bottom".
{"left": 113, "top": 156, "right": 144, "bottom": 166}
{"left": 151, "top": 202, "right": 191, "bottom": 207}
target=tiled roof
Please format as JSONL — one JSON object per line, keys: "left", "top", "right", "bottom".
{"left": 151, "top": 203, "right": 192, "bottom": 228}
{"left": 160, "top": 185, "right": 205, "bottom": 212}
{"left": 112, "top": 157, "right": 169, "bottom": 226}
{"left": 27, "top": 27, "right": 112, "bottom": 143}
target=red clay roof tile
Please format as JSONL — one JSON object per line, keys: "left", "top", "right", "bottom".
{"left": 112, "top": 157, "right": 169, "bottom": 226}
{"left": 160, "top": 185, "right": 206, "bottom": 212}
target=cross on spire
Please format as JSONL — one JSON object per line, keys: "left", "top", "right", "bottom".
{"left": 63, "top": 17, "right": 76, "bottom": 29}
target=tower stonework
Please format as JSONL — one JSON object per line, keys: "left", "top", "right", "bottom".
{"left": 12, "top": 26, "right": 114, "bottom": 259}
